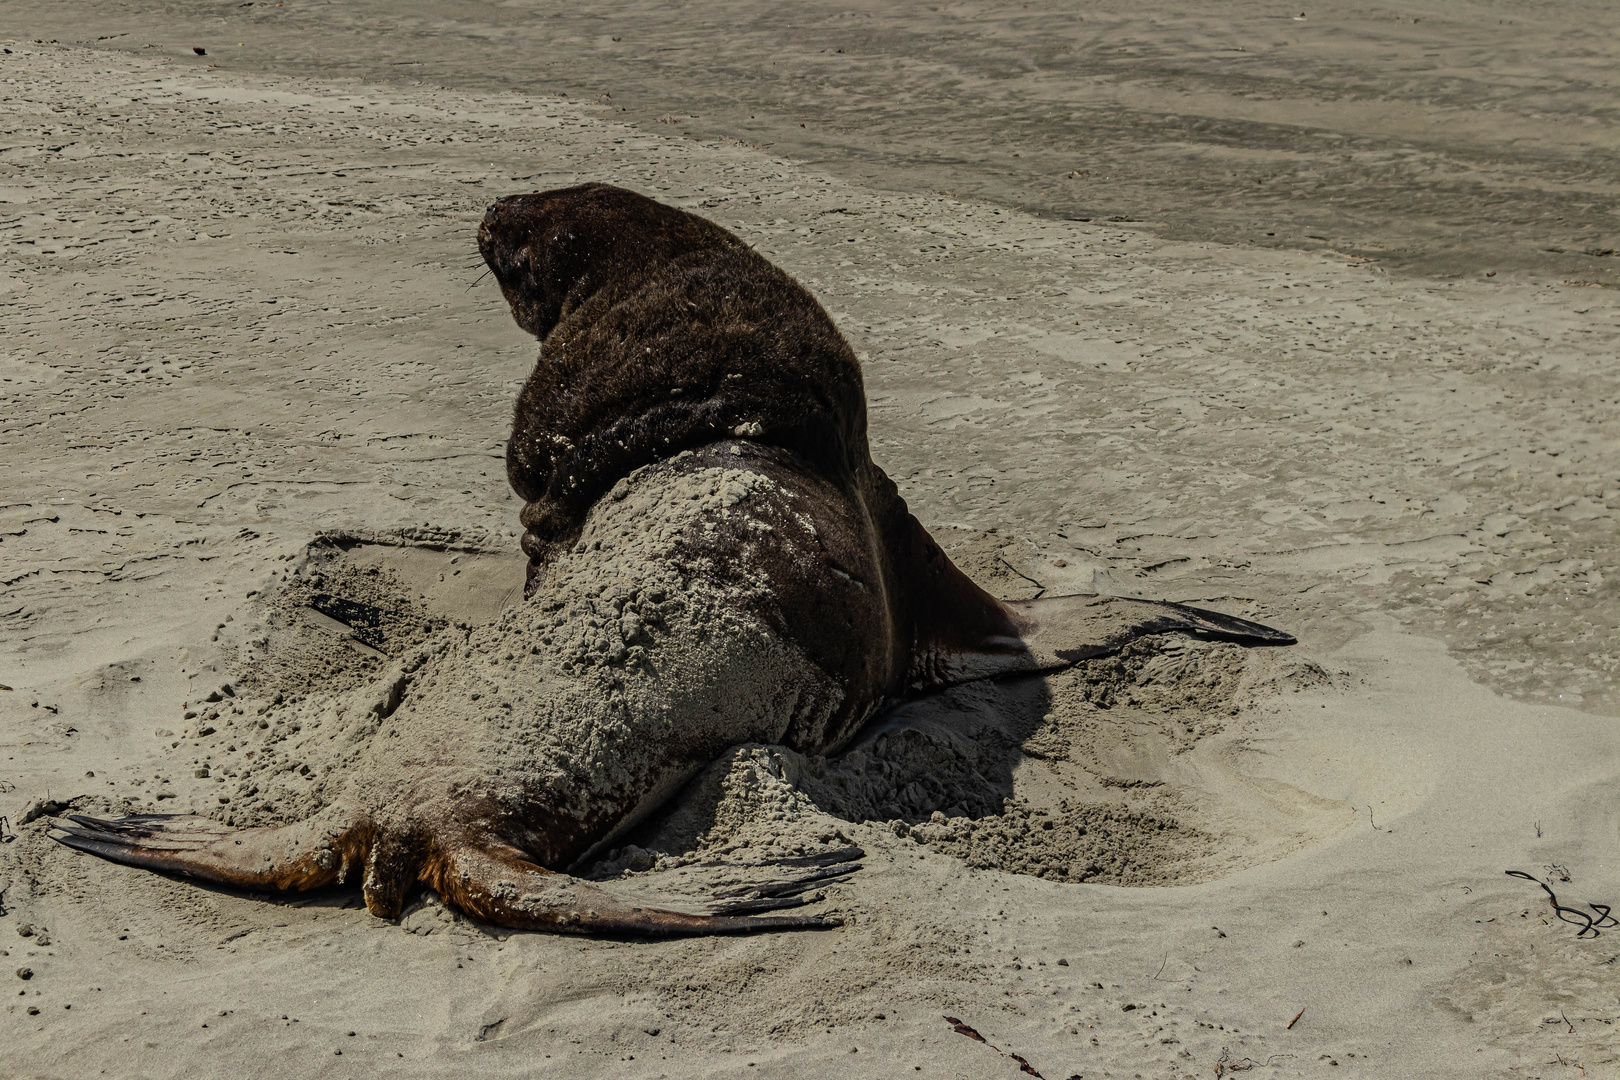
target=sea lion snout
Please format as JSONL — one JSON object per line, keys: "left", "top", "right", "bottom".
{"left": 477, "top": 193, "right": 537, "bottom": 262}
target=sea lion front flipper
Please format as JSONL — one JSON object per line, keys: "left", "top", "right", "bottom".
{"left": 1002, "top": 593, "right": 1296, "bottom": 669}
{"left": 908, "top": 588, "right": 1296, "bottom": 691}
{"left": 52, "top": 812, "right": 360, "bottom": 893}
{"left": 435, "top": 840, "right": 844, "bottom": 936}
{"left": 894, "top": 512, "right": 1290, "bottom": 693}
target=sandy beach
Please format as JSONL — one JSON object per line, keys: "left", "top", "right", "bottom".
{"left": 3, "top": 4, "right": 1619, "bottom": 1077}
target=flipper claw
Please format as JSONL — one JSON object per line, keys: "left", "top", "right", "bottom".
{"left": 734, "top": 844, "right": 865, "bottom": 869}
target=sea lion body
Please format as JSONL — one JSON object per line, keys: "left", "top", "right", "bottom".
{"left": 55, "top": 185, "right": 1293, "bottom": 935}
{"left": 365, "top": 440, "right": 904, "bottom": 875}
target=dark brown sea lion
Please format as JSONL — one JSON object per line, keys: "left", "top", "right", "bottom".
{"left": 54, "top": 184, "right": 1292, "bottom": 935}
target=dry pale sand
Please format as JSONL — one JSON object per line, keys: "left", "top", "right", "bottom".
{"left": 1, "top": 9, "right": 1619, "bottom": 1079}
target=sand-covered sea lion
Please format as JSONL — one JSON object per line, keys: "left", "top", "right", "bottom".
{"left": 54, "top": 184, "right": 1292, "bottom": 935}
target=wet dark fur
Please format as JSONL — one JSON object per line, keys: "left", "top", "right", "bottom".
{"left": 478, "top": 183, "right": 878, "bottom": 589}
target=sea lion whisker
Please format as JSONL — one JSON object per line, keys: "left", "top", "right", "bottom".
{"left": 997, "top": 556, "right": 1047, "bottom": 598}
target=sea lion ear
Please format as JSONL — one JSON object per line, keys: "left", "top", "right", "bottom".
{"left": 536, "top": 230, "right": 590, "bottom": 326}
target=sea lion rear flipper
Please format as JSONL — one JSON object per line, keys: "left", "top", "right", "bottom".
{"left": 435, "top": 840, "right": 848, "bottom": 936}
{"left": 1002, "top": 593, "right": 1296, "bottom": 668}
{"left": 51, "top": 812, "right": 358, "bottom": 893}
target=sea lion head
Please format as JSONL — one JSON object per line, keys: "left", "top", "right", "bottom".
{"left": 479, "top": 184, "right": 879, "bottom": 590}
{"left": 477, "top": 183, "right": 746, "bottom": 341}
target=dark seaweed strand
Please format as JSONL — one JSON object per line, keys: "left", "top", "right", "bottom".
{"left": 1506, "top": 870, "right": 1619, "bottom": 938}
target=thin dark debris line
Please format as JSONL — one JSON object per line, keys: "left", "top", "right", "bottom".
{"left": 943, "top": 1015, "right": 1046, "bottom": 1078}
{"left": 996, "top": 557, "right": 1046, "bottom": 599}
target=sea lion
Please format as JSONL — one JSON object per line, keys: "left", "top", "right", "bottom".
{"left": 54, "top": 183, "right": 1293, "bottom": 936}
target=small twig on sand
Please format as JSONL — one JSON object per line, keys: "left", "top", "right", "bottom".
{"left": 996, "top": 557, "right": 1047, "bottom": 599}
{"left": 1287, "top": 1007, "right": 1305, "bottom": 1030}
{"left": 1153, "top": 952, "right": 1168, "bottom": 980}
{"left": 1546, "top": 1052, "right": 1588, "bottom": 1076}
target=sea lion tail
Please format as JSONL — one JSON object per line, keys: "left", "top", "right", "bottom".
{"left": 432, "top": 839, "right": 853, "bottom": 936}
{"left": 53, "top": 814, "right": 856, "bottom": 934}
{"left": 51, "top": 810, "right": 365, "bottom": 894}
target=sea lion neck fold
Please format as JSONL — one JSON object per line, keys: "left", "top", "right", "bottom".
{"left": 480, "top": 183, "right": 873, "bottom": 584}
